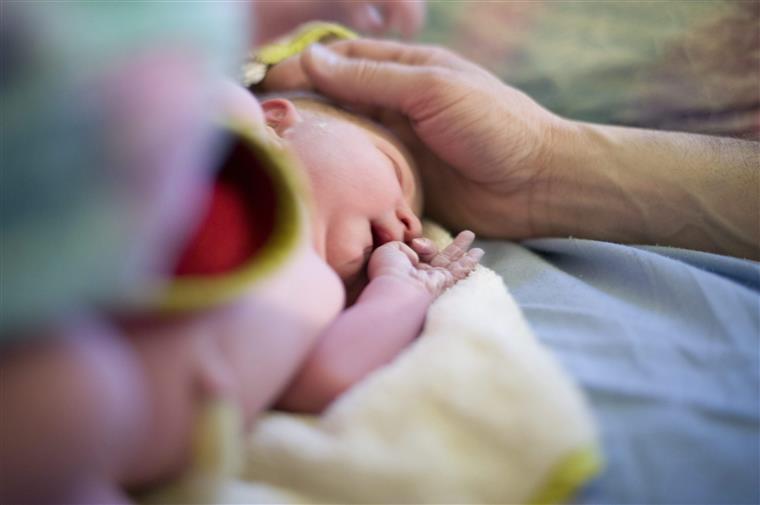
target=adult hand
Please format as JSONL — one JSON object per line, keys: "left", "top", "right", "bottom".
{"left": 262, "top": 39, "right": 759, "bottom": 259}
{"left": 263, "top": 39, "right": 565, "bottom": 239}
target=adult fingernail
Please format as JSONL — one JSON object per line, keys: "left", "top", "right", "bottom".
{"left": 471, "top": 248, "right": 485, "bottom": 260}
{"left": 309, "top": 43, "right": 338, "bottom": 67}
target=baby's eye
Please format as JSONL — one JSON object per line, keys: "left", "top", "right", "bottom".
{"left": 370, "top": 222, "right": 381, "bottom": 248}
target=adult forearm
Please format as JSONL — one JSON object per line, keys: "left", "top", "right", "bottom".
{"left": 533, "top": 121, "right": 759, "bottom": 259}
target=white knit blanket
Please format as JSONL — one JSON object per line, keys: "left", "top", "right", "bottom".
{"left": 218, "top": 252, "right": 602, "bottom": 504}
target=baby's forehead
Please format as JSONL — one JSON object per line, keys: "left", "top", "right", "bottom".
{"left": 296, "top": 99, "right": 394, "bottom": 143}
{"left": 293, "top": 98, "right": 423, "bottom": 213}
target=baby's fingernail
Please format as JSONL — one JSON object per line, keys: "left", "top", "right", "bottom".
{"left": 412, "top": 237, "right": 430, "bottom": 248}
{"left": 308, "top": 43, "right": 339, "bottom": 67}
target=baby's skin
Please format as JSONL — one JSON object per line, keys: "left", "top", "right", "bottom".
{"left": 0, "top": 85, "right": 481, "bottom": 501}
{"left": 279, "top": 232, "right": 482, "bottom": 412}
{"left": 260, "top": 96, "right": 483, "bottom": 412}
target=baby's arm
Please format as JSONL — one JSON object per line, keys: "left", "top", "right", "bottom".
{"left": 277, "top": 231, "right": 483, "bottom": 413}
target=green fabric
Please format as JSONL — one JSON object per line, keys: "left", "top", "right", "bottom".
{"left": 157, "top": 125, "right": 304, "bottom": 313}
{"left": 1, "top": 4, "right": 245, "bottom": 331}
{"left": 420, "top": 1, "right": 757, "bottom": 137}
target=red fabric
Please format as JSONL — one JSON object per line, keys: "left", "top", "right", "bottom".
{"left": 174, "top": 141, "right": 277, "bottom": 276}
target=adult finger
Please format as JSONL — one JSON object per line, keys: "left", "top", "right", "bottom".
{"left": 260, "top": 38, "right": 423, "bottom": 92}
{"left": 262, "top": 38, "right": 465, "bottom": 92}
{"left": 259, "top": 53, "right": 310, "bottom": 91}
{"left": 325, "top": 38, "right": 467, "bottom": 69}
{"left": 301, "top": 43, "right": 442, "bottom": 114}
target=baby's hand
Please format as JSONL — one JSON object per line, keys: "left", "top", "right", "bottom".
{"left": 367, "top": 231, "right": 483, "bottom": 297}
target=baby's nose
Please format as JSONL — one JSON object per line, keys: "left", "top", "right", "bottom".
{"left": 371, "top": 222, "right": 400, "bottom": 246}
{"left": 398, "top": 208, "right": 422, "bottom": 242}
{"left": 372, "top": 209, "right": 422, "bottom": 246}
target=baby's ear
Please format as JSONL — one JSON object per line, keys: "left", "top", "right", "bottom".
{"left": 261, "top": 99, "right": 300, "bottom": 136}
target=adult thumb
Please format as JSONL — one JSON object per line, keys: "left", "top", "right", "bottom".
{"left": 301, "top": 43, "right": 427, "bottom": 114}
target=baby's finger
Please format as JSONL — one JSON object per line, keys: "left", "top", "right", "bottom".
{"left": 465, "top": 247, "right": 485, "bottom": 269}
{"left": 449, "top": 248, "right": 484, "bottom": 279}
{"left": 430, "top": 230, "right": 475, "bottom": 267}
{"left": 470, "top": 247, "right": 485, "bottom": 262}
{"left": 411, "top": 237, "right": 437, "bottom": 263}
{"left": 396, "top": 242, "right": 420, "bottom": 265}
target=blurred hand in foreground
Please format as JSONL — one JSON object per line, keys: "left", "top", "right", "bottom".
{"left": 251, "top": 1, "right": 426, "bottom": 44}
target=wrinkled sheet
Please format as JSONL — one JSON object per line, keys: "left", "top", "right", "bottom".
{"left": 232, "top": 264, "right": 600, "bottom": 504}
{"left": 478, "top": 238, "right": 759, "bottom": 504}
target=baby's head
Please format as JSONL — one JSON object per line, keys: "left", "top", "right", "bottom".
{"left": 260, "top": 93, "right": 423, "bottom": 289}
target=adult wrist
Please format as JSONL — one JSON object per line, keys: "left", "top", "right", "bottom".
{"left": 534, "top": 120, "right": 759, "bottom": 258}
{"left": 531, "top": 119, "right": 668, "bottom": 244}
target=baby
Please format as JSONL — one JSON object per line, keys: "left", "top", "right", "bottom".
{"left": 0, "top": 7, "right": 434, "bottom": 502}
{"left": 255, "top": 93, "right": 483, "bottom": 412}
{"left": 0, "top": 88, "right": 483, "bottom": 503}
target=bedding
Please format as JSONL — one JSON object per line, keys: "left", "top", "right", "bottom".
{"left": 142, "top": 225, "right": 604, "bottom": 504}
{"left": 143, "top": 237, "right": 759, "bottom": 505}
{"left": 479, "top": 238, "right": 759, "bottom": 504}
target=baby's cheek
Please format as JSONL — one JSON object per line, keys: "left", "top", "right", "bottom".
{"left": 291, "top": 247, "right": 345, "bottom": 328}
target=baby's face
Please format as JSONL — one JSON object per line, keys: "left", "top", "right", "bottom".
{"left": 263, "top": 98, "right": 422, "bottom": 290}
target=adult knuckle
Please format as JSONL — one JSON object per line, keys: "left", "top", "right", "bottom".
{"left": 416, "top": 44, "right": 453, "bottom": 62}
{"left": 410, "top": 66, "right": 447, "bottom": 94}
{"left": 432, "top": 46, "right": 459, "bottom": 64}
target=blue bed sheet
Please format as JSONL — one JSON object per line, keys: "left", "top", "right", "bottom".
{"left": 477, "top": 238, "right": 759, "bottom": 504}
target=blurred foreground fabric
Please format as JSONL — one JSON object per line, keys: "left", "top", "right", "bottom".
{"left": 1, "top": 4, "right": 245, "bottom": 330}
